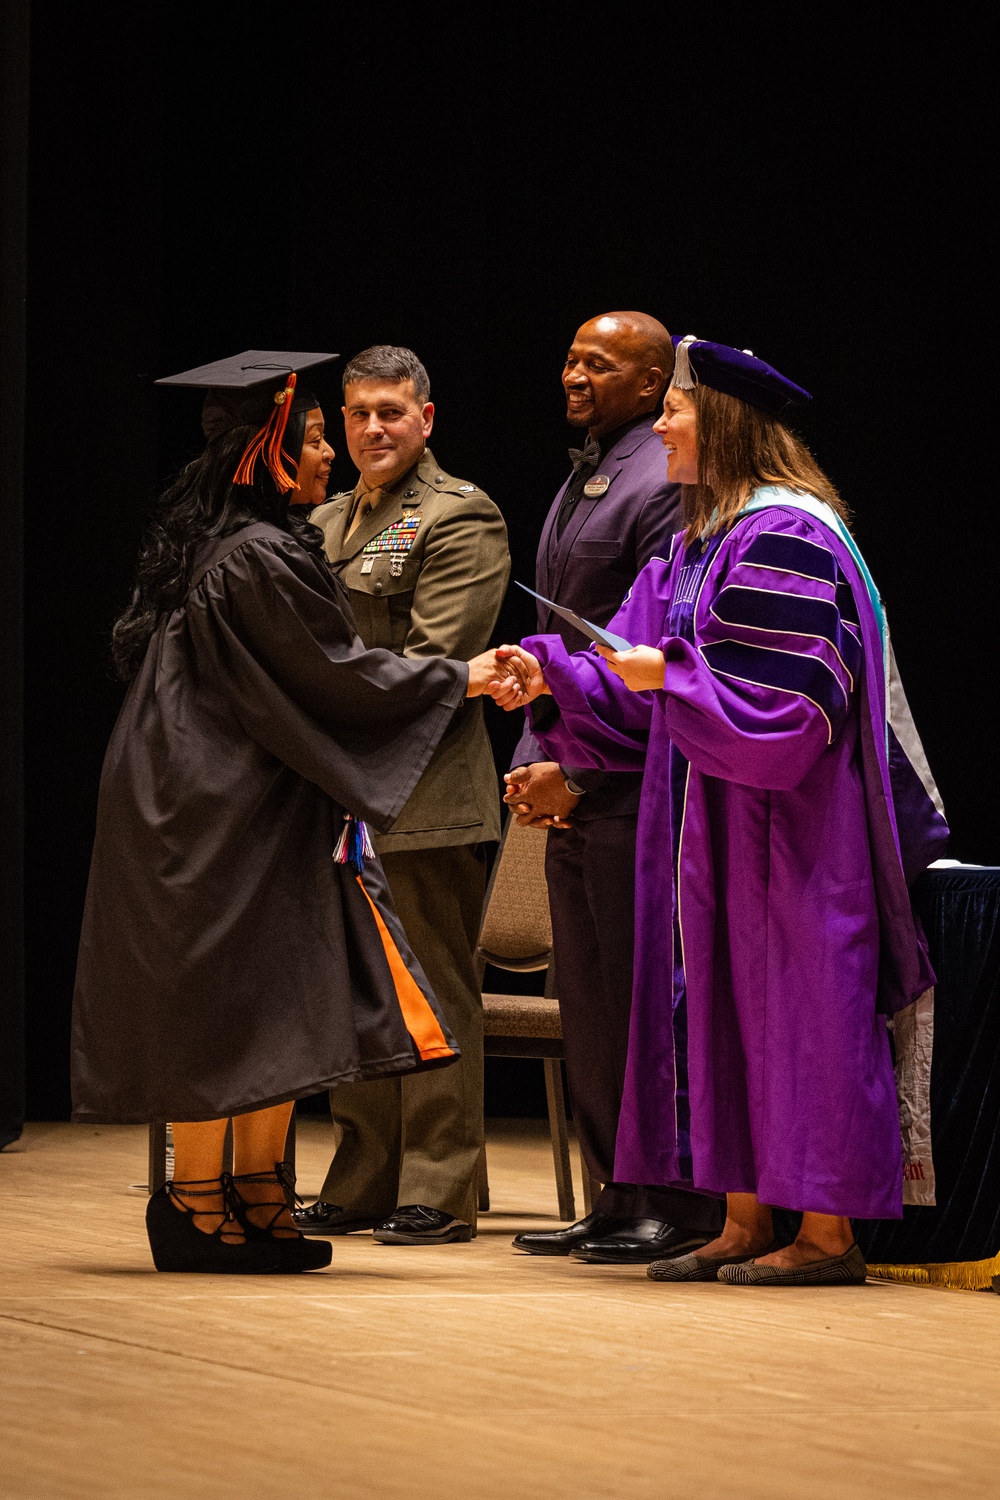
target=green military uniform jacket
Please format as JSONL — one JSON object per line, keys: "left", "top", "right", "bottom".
{"left": 310, "top": 448, "right": 510, "bottom": 853}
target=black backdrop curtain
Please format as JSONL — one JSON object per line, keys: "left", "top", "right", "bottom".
{"left": 6, "top": 7, "right": 997, "bottom": 1122}
{"left": 0, "top": 0, "right": 29, "bottom": 1148}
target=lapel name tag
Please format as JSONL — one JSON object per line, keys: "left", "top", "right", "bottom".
{"left": 583, "top": 474, "right": 611, "bottom": 497}
{"left": 360, "top": 556, "right": 374, "bottom": 574}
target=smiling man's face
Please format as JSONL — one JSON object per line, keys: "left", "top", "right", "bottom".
{"left": 342, "top": 378, "right": 434, "bottom": 491}
{"left": 562, "top": 314, "right": 669, "bottom": 439}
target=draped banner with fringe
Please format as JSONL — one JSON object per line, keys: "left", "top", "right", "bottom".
{"left": 856, "top": 865, "right": 1000, "bottom": 1292}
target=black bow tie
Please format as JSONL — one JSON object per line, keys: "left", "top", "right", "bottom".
{"left": 568, "top": 437, "right": 601, "bottom": 473}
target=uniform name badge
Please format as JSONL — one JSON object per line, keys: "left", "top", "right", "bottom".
{"left": 584, "top": 474, "right": 611, "bottom": 497}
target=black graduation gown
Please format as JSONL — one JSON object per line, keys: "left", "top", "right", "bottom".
{"left": 72, "top": 523, "right": 469, "bottom": 1123}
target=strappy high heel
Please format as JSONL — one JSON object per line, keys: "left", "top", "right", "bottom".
{"left": 228, "top": 1163, "right": 332, "bottom": 1272}
{"left": 146, "top": 1177, "right": 281, "bottom": 1273}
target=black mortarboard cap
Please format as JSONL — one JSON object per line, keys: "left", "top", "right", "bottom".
{"left": 156, "top": 349, "right": 339, "bottom": 440}
{"left": 670, "top": 335, "right": 811, "bottom": 416}
{"left": 156, "top": 349, "right": 339, "bottom": 491}
{"left": 156, "top": 349, "right": 338, "bottom": 391}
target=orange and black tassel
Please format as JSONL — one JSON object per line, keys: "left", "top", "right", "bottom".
{"left": 232, "top": 371, "right": 299, "bottom": 492}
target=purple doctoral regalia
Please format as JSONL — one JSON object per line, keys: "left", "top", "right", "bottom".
{"left": 524, "top": 494, "right": 948, "bottom": 1220}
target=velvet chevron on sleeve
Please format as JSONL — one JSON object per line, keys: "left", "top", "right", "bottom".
{"left": 658, "top": 515, "right": 868, "bottom": 789}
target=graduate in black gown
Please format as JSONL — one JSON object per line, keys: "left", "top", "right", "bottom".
{"left": 72, "top": 352, "right": 519, "bottom": 1273}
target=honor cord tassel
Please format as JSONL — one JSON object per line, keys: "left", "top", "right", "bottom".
{"left": 333, "top": 812, "right": 375, "bottom": 874}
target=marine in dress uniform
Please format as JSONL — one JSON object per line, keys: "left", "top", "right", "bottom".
{"left": 300, "top": 360, "right": 509, "bottom": 1243}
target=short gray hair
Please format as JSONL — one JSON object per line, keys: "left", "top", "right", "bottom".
{"left": 342, "top": 345, "right": 430, "bottom": 403}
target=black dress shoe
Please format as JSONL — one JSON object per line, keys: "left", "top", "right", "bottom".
{"left": 570, "top": 1219, "right": 713, "bottom": 1265}
{"left": 291, "top": 1201, "right": 383, "bottom": 1236}
{"left": 511, "top": 1213, "right": 632, "bottom": 1256}
{"left": 373, "top": 1205, "right": 473, "bottom": 1244}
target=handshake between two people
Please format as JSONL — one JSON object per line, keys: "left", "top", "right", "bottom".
{"left": 465, "top": 642, "right": 669, "bottom": 704}
{"left": 463, "top": 645, "right": 546, "bottom": 703}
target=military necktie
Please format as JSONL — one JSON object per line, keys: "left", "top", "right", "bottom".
{"left": 346, "top": 486, "right": 381, "bottom": 540}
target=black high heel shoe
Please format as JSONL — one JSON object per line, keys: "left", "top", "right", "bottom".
{"left": 146, "top": 1178, "right": 281, "bottom": 1273}
{"left": 228, "top": 1164, "right": 332, "bottom": 1272}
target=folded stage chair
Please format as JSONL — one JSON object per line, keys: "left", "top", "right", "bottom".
{"left": 476, "top": 817, "right": 598, "bottom": 1221}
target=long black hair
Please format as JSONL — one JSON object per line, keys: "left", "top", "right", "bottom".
{"left": 111, "top": 407, "right": 326, "bottom": 680}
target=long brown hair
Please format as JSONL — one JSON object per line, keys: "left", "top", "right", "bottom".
{"left": 682, "top": 385, "right": 849, "bottom": 543}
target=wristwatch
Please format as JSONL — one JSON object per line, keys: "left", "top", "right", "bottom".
{"left": 561, "top": 770, "right": 587, "bottom": 797}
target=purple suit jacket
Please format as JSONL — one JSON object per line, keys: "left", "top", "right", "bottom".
{"left": 513, "top": 415, "right": 682, "bottom": 817}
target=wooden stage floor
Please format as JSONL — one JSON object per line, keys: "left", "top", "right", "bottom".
{"left": 1, "top": 1119, "right": 997, "bottom": 1500}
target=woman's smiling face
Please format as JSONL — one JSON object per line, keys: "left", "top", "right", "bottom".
{"left": 653, "top": 386, "right": 698, "bottom": 484}
{"left": 292, "top": 408, "right": 335, "bottom": 505}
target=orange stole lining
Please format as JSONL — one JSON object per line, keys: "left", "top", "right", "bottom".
{"left": 356, "top": 876, "right": 455, "bottom": 1061}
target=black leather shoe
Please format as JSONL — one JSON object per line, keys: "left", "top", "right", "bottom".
{"left": 291, "top": 1201, "right": 383, "bottom": 1236}
{"left": 511, "top": 1213, "right": 632, "bottom": 1256}
{"left": 373, "top": 1205, "right": 473, "bottom": 1244}
{"left": 570, "top": 1220, "right": 713, "bottom": 1264}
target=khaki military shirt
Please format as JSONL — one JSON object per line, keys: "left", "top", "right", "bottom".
{"left": 310, "top": 449, "right": 510, "bottom": 851}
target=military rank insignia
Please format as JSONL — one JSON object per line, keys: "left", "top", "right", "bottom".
{"left": 361, "top": 515, "right": 422, "bottom": 577}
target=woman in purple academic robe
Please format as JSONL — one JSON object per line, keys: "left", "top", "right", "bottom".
{"left": 492, "top": 336, "right": 948, "bottom": 1286}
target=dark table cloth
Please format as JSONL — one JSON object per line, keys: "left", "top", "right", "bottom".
{"left": 857, "top": 866, "right": 1000, "bottom": 1264}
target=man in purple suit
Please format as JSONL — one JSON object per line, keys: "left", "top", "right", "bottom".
{"left": 506, "top": 312, "right": 723, "bottom": 1263}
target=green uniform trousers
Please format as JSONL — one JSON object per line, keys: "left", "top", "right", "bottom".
{"left": 320, "top": 844, "right": 486, "bottom": 1226}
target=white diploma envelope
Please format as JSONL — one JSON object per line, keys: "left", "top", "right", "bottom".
{"left": 516, "top": 582, "right": 633, "bottom": 652}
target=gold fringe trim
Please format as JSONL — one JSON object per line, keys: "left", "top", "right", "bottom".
{"left": 867, "top": 1252, "right": 1000, "bottom": 1292}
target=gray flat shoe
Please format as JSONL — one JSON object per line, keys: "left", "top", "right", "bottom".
{"left": 718, "top": 1242, "right": 867, "bottom": 1286}
{"left": 648, "top": 1239, "right": 779, "bottom": 1282}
